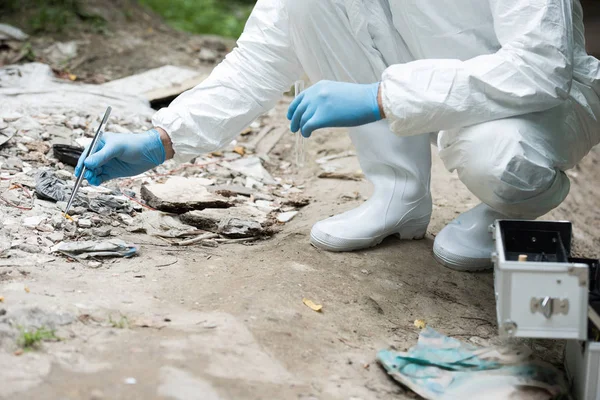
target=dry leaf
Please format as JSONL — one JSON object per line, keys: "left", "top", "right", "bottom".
{"left": 68, "top": 74, "right": 77, "bottom": 81}
{"left": 233, "top": 146, "right": 246, "bottom": 156}
{"left": 24, "top": 286, "right": 30, "bottom": 293}
{"left": 414, "top": 319, "right": 426, "bottom": 329}
{"left": 0, "top": 296, "right": 4, "bottom": 302}
{"left": 303, "top": 298, "right": 322, "bottom": 312}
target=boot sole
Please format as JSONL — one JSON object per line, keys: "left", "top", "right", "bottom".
{"left": 432, "top": 243, "right": 492, "bottom": 272}
{"left": 310, "top": 225, "right": 427, "bottom": 252}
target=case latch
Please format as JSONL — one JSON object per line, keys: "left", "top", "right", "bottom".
{"left": 530, "top": 296, "right": 569, "bottom": 318}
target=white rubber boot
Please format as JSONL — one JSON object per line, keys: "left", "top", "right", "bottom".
{"left": 433, "top": 203, "right": 508, "bottom": 271}
{"left": 310, "top": 120, "right": 432, "bottom": 252}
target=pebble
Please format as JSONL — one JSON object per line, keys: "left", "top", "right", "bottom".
{"left": 5, "top": 157, "right": 23, "bottom": 170}
{"left": 92, "top": 227, "right": 112, "bottom": 237}
{"left": 23, "top": 215, "right": 46, "bottom": 229}
{"left": 55, "top": 170, "right": 73, "bottom": 181}
{"left": 88, "top": 261, "right": 102, "bottom": 268}
{"left": 124, "top": 377, "right": 137, "bottom": 385}
{"left": 1, "top": 111, "right": 23, "bottom": 122}
{"left": 276, "top": 211, "right": 298, "bottom": 223}
{"left": 198, "top": 47, "right": 218, "bottom": 62}
{"left": 78, "top": 219, "right": 92, "bottom": 228}
{"left": 118, "top": 214, "right": 134, "bottom": 225}
{"left": 47, "top": 232, "right": 65, "bottom": 243}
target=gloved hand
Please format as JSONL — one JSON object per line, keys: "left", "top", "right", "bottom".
{"left": 75, "top": 129, "right": 166, "bottom": 186}
{"left": 287, "top": 80, "right": 382, "bottom": 138}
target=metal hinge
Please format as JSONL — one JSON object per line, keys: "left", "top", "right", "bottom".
{"left": 530, "top": 296, "right": 569, "bottom": 318}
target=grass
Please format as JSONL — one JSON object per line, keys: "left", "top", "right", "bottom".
{"left": 18, "top": 327, "right": 59, "bottom": 351}
{"left": 138, "top": 0, "right": 254, "bottom": 38}
{"left": 0, "top": 0, "right": 106, "bottom": 34}
{"left": 108, "top": 314, "right": 129, "bottom": 329}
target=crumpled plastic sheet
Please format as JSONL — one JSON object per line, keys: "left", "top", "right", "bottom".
{"left": 377, "top": 328, "right": 567, "bottom": 400}
{"left": 35, "top": 170, "right": 132, "bottom": 214}
{"left": 51, "top": 239, "right": 138, "bottom": 259}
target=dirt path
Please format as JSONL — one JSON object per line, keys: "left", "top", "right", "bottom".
{"left": 1, "top": 97, "right": 598, "bottom": 399}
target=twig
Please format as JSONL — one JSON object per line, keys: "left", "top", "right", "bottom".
{"left": 154, "top": 259, "right": 178, "bottom": 268}
{"left": 460, "top": 316, "right": 494, "bottom": 325}
{"left": 177, "top": 233, "right": 219, "bottom": 246}
{"left": 215, "top": 237, "right": 259, "bottom": 244}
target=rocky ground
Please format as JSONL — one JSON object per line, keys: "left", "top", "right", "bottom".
{"left": 0, "top": 4, "right": 600, "bottom": 400}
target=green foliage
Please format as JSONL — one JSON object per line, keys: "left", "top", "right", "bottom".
{"left": 139, "top": 0, "right": 255, "bottom": 38}
{"left": 0, "top": 0, "right": 106, "bottom": 34}
{"left": 18, "top": 327, "right": 59, "bottom": 351}
{"left": 108, "top": 314, "right": 129, "bottom": 329}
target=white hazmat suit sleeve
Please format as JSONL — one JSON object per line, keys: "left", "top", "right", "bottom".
{"left": 152, "top": 0, "right": 302, "bottom": 163}
{"left": 381, "top": 0, "right": 574, "bottom": 137}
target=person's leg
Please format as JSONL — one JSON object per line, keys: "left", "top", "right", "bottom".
{"left": 284, "top": 0, "right": 432, "bottom": 251}
{"left": 434, "top": 99, "right": 590, "bottom": 270}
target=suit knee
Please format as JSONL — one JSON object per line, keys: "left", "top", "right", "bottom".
{"left": 457, "top": 138, "right": 569, "bottom": 217}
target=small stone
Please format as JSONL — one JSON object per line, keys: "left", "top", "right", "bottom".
{"left": 1, "top": 111, "right": 23, "bottom": 122}
{"left": 118, "top": 214, "right": 134, "bottom": 225}
{"left": 88, "top": 261, "right": 102, "bottom": 269}
{"left": 124, "top": 377, "right": 137, "bottom": 385}
{"left": 92, "top": 227, "right": 112, "bottom": 237}
{"left": 255, "top": 200, "right": 276, "bottom": 213}
{"left": 72, "top": 206, "right": 87, "bottom": 216}
{"left": 111, "top": 221, "right": 120, "bottom": 227}
{"left": 276, "top": 211, "right": 298, "bottom": 223}
{"left": 55, "top": 170, "right": 73, "bottom": 181}
{"left": 361, "top": 269, "right": 370, "bottom": 275}
{"left": 78, "top": 219, "right": 92, "bottom": 228}
{"left": 5, "top": 157, "right": 23, "bottom": 170}
{"left": 51, "top": 214, "right": 64, "bottom": 229}
{"left": 48, "top": 232, "right": 65, "bottom": 243}
{"left": 198, "top": 47, "right": 218, "bottom": 62}
{"left": 23, "top": 215, "right": 46, "bottom": 229}
{"left": 25, "top": 235, "right": 53, "bottom": 248}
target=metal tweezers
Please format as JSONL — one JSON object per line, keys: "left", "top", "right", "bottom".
{"left": 64, "top": 106, "right": 112, "bottom": 216}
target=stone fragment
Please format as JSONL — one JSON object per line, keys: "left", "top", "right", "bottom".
{"left": 92, "top": 227, "right": 112, "bottom": 237}
{"left": 54, "top": 170, "right": 73, "bottom": 181}
{"left": 23, "top": 215, "right": 46, "bottom": 229}
{"left": 78, "top": 219, "right": 92, "bottom": 228}
{"left": 223, "top": 156, "right": 277, "bottom": 185}
{"left": 140, "top": 177, "right": 232, "bottom": 214}
{"left": 180, "top": 206, "right": 270, "bottom": 238}
{"left": 47, "top": 232, "right": 65, "bottom": 243}
{"left": 277, "top": 211, "right": 298, "bottom": 223}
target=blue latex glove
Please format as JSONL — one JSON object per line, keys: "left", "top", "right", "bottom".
{"left": 287, "top": 80, "right": 382, "bottom": 138}
{"left": 75, "top": 129, "right": 166, "bottom": 186}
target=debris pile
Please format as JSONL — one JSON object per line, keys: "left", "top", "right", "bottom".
{"left": 0, "top": 62, "right": 311, "bottom": 268}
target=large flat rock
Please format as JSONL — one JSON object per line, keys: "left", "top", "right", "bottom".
{"left": 140, "top": 177, "right": 232, "bottom": 214}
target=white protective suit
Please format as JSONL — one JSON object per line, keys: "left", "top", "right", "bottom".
{"left": 153, "top": 0, "right": 600, "bottom": 218}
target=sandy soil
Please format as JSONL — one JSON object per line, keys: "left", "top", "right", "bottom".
{"left": 0, "top": 97, "right": 598, "bottom": 399}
